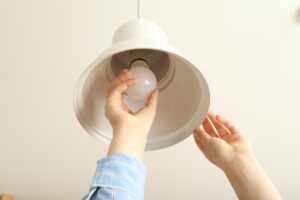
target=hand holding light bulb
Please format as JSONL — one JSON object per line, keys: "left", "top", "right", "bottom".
{"left": 126, "top": 59, "right": 157, "bottom": 100}
{"left": 105, "top": 67, "right": 159, "bottom": 161}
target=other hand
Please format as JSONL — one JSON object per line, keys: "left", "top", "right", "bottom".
{"left": 193, "top": 110, "right": 253, "bottom": 171}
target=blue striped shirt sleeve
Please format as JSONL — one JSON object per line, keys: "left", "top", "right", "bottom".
{"left": 82, "top": 154, "right": 146, "bottom": 200}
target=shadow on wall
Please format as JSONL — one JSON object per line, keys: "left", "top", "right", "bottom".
{"left": 295, "top": 7, "right": 300, "bottom": 23}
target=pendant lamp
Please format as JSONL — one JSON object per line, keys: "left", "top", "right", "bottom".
{"left": 73, "top": 2, "right": 210, "bottom": 151}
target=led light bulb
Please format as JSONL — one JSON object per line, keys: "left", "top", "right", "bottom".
{"left": 126, "top": 59, "right": 157, "bottom": 100}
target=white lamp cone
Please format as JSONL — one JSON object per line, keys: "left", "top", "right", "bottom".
{"left": 73, "top": 19, "right": 210, "bottom": 150}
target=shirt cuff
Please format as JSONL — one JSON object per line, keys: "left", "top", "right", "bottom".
{"left": 91, "top": 154, "right": 147, "bottom": 199}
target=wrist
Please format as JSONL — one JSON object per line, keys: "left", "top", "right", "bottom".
{"left": 107, "top": 126, "right": 149, "bottom": 162}
{"left": 107, "top": 137, "right": 146, "bottom": 162}
{"left": 221, "top": 154, "right": 282, "bottom": 200}
{"left": 112, "top": 124, "right": 151, "bottom": 146}
{"left": 222, "top": 153, "right": 258, "bottom": 175}
{"left": 113, "top": 124, "right": 149, "bottom": 136}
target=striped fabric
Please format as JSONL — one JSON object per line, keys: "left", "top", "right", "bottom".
{"left": 83, "top": 154, "right": 146, "bottom": 200}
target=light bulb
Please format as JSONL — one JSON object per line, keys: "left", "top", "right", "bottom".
{"left": 126, "top": 59, "right": 157, "bottom": 100}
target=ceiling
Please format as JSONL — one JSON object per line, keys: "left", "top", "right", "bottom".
{"left": 1, "top": 0, "right": 300, "bottom": 199}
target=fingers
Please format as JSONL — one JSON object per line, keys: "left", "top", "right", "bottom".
{"left": 193, "top": 128, "right": 211, "bottom": 151}
{"left": 114, "top": 69, "right": 131, "bottom": 83}
{"left": 107, "top": 69, "right": 138, "bottom": 98}
{"left": 105, "top": 69, "right": 139, "bottom": 114}
{"left": 108, "top": 69, "right": 133, "bottom": 92}
{"left": 135, "top": 89, "right": 159, "bottom": 116}
{"left": 145, "top": 89, "right": 159, "bottom": 110}
{"left": 193, "top": 132, "right": 204, "bottom": 151}
{"left": 216, "top": 115, "right": 239, "bottom": 135}
{"left": 113, "top": 78, "right": 138, "bottom": 94}
{"left": 207, "top": 110, "right": 231, "bottom": 137}
{"left": 202, "top": 117, "right": 220, "bottom": 137}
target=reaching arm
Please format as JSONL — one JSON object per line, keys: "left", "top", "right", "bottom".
{"left": 193, "top": 111, "right": 282, "bottom": 200}
{"left": 223, "top": 154, "right": 281, "bottom": 200}
{"left": 83, "top": 69, "right": 159, "bottom": 200}
{"left": 105, "top": 69, "right": 159, "bottom": 161}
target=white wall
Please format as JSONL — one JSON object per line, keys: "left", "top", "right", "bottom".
{"left": 1, "top": 0, "right": 300, "bottom": 199}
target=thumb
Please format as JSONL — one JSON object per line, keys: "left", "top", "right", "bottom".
{"left": 136, "top": 89, "right": 159, "bottom": 115}
{"left": 145, "top": 89, "right": 159, "bottom": 110}
{"left": 193, "top": 128, "right": 211, "bottom": 147}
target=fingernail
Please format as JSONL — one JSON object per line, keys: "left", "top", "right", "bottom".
{"left": 193, "top": 131, "right": 200, "bottom": 138}
{"left": 216, "top": 115, "right": 222, "bottom": 122}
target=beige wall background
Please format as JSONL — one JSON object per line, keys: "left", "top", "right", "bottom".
{"left": 1, "top": 0, "right": 300, "bottom": 199}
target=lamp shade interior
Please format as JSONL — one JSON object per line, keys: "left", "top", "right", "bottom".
{"left": 109, "top": 49, "right": 173, "bottom": 92}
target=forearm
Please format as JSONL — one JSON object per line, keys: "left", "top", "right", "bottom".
{"left": 223, "top": 155, "right": 282, "bottom": 200}
{"left": 107, "top": 126, "right": 148, "bottom": 162}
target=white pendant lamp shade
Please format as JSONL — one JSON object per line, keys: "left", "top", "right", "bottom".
{"left": 73, "top": 19, "right": 210, "bottom": 150}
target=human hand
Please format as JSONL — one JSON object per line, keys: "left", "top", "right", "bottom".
{"left": 105, "top": 68, "right": 159, "bottom": 160}
{"left": 193, "top": 110, "right": 254, "bottom": 171}
{"left": 194, "top": 110, "right": 282, "bottom": 200}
